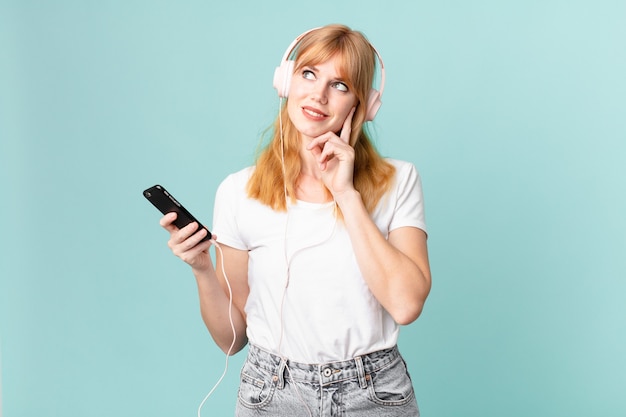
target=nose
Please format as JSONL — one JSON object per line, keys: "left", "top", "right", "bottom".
{"left": 310, "top": 82, "right": 328, "bottom": 105}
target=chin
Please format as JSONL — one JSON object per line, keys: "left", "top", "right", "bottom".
{"left": 291, "top": 120, "right": 323, "bottom": 138}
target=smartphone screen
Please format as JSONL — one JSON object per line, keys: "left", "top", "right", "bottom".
{"left": 143, "top": 184, "right": 212, "bottom": 242}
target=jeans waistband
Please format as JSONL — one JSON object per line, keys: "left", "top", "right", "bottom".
{"left": 246, "top": 344, "right": 401, "bottom": 387}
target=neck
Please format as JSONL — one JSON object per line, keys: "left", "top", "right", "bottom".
{"left": 296, "top": 140, "right": 331, "bottom": 202}
{"left": 298, "top": 135, "right": 322, "bottom": 178}
{"left": 295, "top": 174, "right": 332, "bottom": 203}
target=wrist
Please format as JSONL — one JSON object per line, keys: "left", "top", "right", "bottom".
{"left": 333, "top": 188, "right": 361, "bottom": 208}
{"left": 191, "top": 262, "right": 215, "bottom": 279}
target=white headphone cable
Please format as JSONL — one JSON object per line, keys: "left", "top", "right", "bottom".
{"left": 197, "top": 240, "right": 236, "bottom": 417}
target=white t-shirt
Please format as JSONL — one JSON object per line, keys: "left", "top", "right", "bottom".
{"left": 212, "top": 159, "right": 427, "bottom": 363}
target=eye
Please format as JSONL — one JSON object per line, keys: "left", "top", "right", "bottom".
{"left": 302, "top": 69, "right": 316, "bottom": 80}
{"left": 332, "top": 81, "right": 349, "bottom": 92}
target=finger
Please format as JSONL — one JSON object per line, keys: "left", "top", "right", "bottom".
{"left": 160, "top": 212, "right": 179, "bottom": 231}
{"left": 307, "top": 140, "right": 322, "bottom": 158}
{"left": 319, "top": 137, "right": 351, "bottom": 159}
{"left": 180, "top": 226, "right": 209, "bottom": 250}
{"left": 159, "top": 211, "right": 176, "bottom": 226}
{"left": 166, "top": 222, "right": 201, "bottom": 251}
{"left": 176, "top": 238, "right": 213, "bottom": 265}
{"left": 317, "top": 140, "right": 343, "bottom": 170}
{"left": 318, "top": 140, "right": 337, "bottom": 161}
{"left": 339, "top": 107, "right": 356, "bottom": 144}
{"left": 169, "top": 224, "right": 207, "bottom": 255}
{"left": 307, "top": 132, "right": 331, "bottom": 152}
{"left": 176, "top": 221, "right": 201, "bottom": 241}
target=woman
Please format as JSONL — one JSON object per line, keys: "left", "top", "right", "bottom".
{"left": 160, "top": 24, "right": 431, "bottom": 416}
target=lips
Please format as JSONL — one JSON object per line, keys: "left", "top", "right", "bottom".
{"left": 302, "top": 106, "right": 328, "bottom": 120}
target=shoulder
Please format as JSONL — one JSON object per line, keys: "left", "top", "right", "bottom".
{"left": 385, "top": 158, "right": 422, "bottom": 184}
{"left": 377, "top": 159, "right": 427, "bottom": 234}
{"left": 382, "top": 158, "right": 425, "bottom": 210}
{"left": 214, "top": 166, "right": 256, "bottom": 206}
{"left": 386, "top": 158, "right": 417, "bottom": 171}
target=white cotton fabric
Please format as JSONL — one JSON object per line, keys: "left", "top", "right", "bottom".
{"left": 212, "top": 159, "right": 427, "bottom": 363}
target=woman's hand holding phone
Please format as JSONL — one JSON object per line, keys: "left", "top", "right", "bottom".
{"left": 143, "top": 184, "right": 215, "bottom": 272}
{"left": 160, "top": 212, "right": 215, "bottom": 272}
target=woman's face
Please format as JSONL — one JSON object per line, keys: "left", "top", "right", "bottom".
{"left": 287, "top": 55, "right": 358, "bottom": 142}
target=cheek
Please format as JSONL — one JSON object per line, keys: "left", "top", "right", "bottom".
{"left": 335, "top": 98, "right": 357, "bottom": 121}
{"left": 286, "top": 98, "right": 300, "bottom": 122}
{"left": 288, "top": 76, "right": 307, "bottom": 98}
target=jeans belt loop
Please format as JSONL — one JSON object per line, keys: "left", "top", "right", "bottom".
{"left": 354, "top": 356, "right": 368, "bottom": 389}
{"left": 276, "top": 358, "right": 287, "bottom": 390}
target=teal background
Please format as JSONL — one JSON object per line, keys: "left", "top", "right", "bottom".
{"left": 1, "top": 0, "right": 625, "bottom": 416}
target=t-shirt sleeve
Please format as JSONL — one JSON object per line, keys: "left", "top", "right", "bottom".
{"left": 212, "top": 173, "right": 248, "bottom": 250}
{"left": 389, "top": 161, "right": 428, "bottom": 236}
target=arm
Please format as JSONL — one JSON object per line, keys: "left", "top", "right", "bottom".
{"left": 160, "top": 213, "right": 249, "bottom": 354}
{"left": 196, "top": 242, "right": 249, "bottom": 354}
{"left": 334, "top": 191, "right": 431, "bottom": 325}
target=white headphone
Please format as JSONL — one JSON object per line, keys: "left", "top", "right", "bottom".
{"left": 272, "top": 27, "right": 386, "bottom": 122}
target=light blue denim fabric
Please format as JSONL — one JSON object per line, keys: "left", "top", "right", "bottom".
{"left": 235, "top": 344, "right": 419, "bottom": 417}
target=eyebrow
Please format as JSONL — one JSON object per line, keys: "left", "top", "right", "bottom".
{"left": 304, "top": 65, "right": 346, "bottom": 82}
{"left": 303, "top": 65, "right": 320, "bottom": 74}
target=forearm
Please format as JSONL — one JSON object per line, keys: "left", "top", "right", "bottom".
{"left": 335, "top": 189, "right": 431, "bottom": 325}
{"left": 193, "top": 267, "right": 248, "bottom": 354}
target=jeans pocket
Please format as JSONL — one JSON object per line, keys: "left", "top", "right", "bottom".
{"left": 367, "top": 357, "right": 416, "bottom": 407}
{"left": 237, "top": 360, "right": 277, "bottom": 409}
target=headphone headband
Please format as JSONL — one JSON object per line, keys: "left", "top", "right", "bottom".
{"left": 272, "top": 27, "right": 385, "bottom": 121}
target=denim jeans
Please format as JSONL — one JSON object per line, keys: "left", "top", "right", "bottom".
{"left": 235, "top": 344, "right": 420, "bottom": 417}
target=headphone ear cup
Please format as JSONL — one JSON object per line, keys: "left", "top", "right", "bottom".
{"left": 273, "top": 60, "right": 295, "bottom": 98}
{"left": 365, "top": 88, "right": 382, "bottom": 121}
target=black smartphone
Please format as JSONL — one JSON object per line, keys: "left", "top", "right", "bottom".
{"left": 143, "top": 184, "right": 212, "bottom": 242}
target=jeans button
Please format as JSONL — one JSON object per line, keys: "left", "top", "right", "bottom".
{"left": 322, "top": 368, "right": 332, "bottom": 378}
